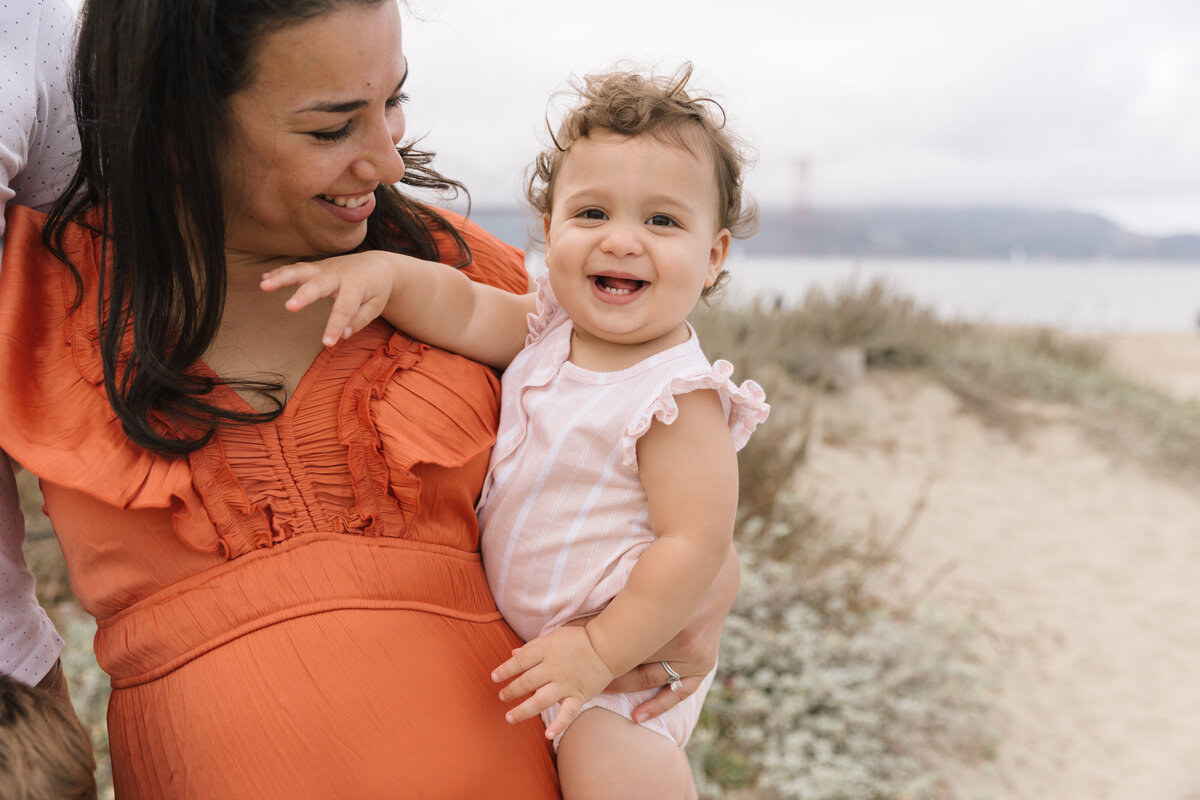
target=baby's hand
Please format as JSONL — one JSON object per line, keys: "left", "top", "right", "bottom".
{"left": 491, "top": 626, "right": 615, "bottom": 739}
{"left": 260, "top": 252, "right": 397, "bottom": 347}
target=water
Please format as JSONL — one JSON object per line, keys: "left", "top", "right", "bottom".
{"left": 523, "top": 253, "right": 1200, "bottom": 333}
{"left": 720, "top": 257, "right": 1200, "bottom": 334}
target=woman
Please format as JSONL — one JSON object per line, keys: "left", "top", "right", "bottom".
{"left": 0, "top": 0, "right": 734, "bottom": 796}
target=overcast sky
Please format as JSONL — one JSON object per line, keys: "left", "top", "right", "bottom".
{"left": 401, "top": 0, "right": 1198, "bottom": 237}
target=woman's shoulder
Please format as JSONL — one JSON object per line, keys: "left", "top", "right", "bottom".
{"left": 430, "top": 209, "right": 530, "bottom": 295}
{"left": 0, "top": 207, "right": 178, "bottom": 513}
{"left": 1, "top": 205, "right": 101, "bottom": 287}
{"left": 0, "top": 205, "right": 108, "bottom": 410}
{"left": 1, "top": 207, "right": 95, "bottom": 334}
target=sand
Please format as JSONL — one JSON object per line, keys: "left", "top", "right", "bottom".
{"left": 1103, "top": 332, "right": 1200, "bottom": 404}
{"left": 796, "top": 332, "right": 1200, "bottom": 800}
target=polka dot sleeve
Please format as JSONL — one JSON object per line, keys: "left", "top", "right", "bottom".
{"left": 0, "top": 0, "right": 78, "bottom": 685}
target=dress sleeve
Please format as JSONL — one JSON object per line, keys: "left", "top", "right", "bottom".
{"left": 0, "top": 207, "right": 216, "bottom": 552}
{"left": 434, "top": 210, "right": 531, "bottom": 295}
{"left": 620, "top": 360, "right": 770, "bottom": 468}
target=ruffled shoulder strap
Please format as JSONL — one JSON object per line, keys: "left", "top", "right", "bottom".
{"left": 621, "top": 358, "right": 770, "bottom": 468}
{"left": 0, "top": 206, "right": 217, "bottom": 552}
{"left": 523, "top": 271, "right": 569, "bottom": 346}
{"left": 432, "top": 209, "right": 530, "bottom": 294}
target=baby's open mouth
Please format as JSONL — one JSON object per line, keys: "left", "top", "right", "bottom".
{"left": 593, "top": 276, "right": 646, "bottom": 295}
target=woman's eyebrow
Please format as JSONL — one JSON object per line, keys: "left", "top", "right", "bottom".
{"left": 297, "top": 61, "right": 408, "bottom": 114}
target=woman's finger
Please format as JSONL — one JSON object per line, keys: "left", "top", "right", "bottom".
{"left": 606, "top": 658, "right": 706, "bottom": 694}
{"left": 629, "top": 674, "right": 704, "bottom": 723}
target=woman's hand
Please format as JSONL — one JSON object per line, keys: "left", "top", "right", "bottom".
{"left": 605, "top": 543, "right": 739, "bottom": 722}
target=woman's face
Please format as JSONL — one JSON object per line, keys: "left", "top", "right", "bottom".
{"left": 221, "top": 1, "right": 408, "bottom": 261}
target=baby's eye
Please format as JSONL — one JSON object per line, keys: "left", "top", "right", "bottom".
{"left": 580, "top": 208, "right": 607, "bottom": 220}
{"left": 647, "top": 214, "right": 676, "bottom": 227}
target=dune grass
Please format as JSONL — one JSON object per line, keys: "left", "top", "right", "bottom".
{"left": 694, "top": 279, "right": 1200, "bottom": 486}
{"left": 684, "top": 280, "right": 1200, "bottom": 798}
{"left": 20, "top": 279, "right": 1200, "bottom": 799}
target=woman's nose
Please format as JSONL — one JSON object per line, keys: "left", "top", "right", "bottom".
{"left": 353, "top": 113, "right": 406, "bottom": 186}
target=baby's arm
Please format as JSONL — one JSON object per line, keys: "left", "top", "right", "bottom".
{"left": 492, "top": 389, "right": 738, "bottom": 738}
{"left": 260, "top": 252, "right": 533, "bottom": 369}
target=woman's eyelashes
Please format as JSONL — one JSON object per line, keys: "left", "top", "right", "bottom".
{"left": 309, "top": 93, "right": 409, "bottom": 143}
{"left": 311, "top": 124, "right": 353, "bottom": 143}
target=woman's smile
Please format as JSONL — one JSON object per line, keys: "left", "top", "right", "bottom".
{"left": 316, "top": 190, "right": 377, "bottom": 222}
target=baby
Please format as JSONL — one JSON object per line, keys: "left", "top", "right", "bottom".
{"left": 264, "top": 64, "right": 767, "bottom": 799}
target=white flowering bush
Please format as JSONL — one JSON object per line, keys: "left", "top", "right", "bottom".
{"left": 687, "top": 296, "right": 999, "bottom": 799}
{"left": 689, "top": 538, "right": 996, "bottom": 800}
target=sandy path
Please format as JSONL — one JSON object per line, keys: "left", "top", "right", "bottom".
{"left": 798, "top": 361, "right": 1200, "bottom": 799}
{"left": 1103, "top": 331, "right": 1200, "bottom": 403}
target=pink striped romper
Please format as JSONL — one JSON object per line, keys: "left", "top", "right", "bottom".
{"left": 478, "top": 273, "right": 769, "bottom": 747}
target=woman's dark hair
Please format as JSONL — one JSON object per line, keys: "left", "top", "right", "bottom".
{"left": 44, "top": 0, "right": 471, "bottom": 456}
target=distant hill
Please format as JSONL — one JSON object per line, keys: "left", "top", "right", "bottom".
{"left": 464, "top": 205, "right": 1200, "bottom": 260}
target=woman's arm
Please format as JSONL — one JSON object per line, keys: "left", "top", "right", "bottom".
{"left": 611, "top": 543, "right": 739, "bottom": 721}
{"left": 492, "top": 389, "right": 738, "bottom": 736}
{"left": 261, "top": 251, "right": 534, "bottom": 368}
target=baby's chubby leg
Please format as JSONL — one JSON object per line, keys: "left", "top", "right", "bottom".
{"left": 555, "top": 707, "right": 697, "bottom": 800}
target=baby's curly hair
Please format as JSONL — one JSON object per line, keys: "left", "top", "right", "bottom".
{"left": 526, "top": 63, "right": 757, "bottom": 297}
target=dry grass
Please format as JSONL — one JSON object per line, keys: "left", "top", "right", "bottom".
{"left": 684, "top": 307, "right": 997, "bottom": 797}
{"left": 694, "top": 281, "right": 1200, "bottom": 486}
{"left": 685, "top": 280, "right": 1200, "bottom": 797}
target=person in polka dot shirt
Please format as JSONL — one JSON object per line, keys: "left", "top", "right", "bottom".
{"left": 0, "top": 0, "right": 80, "bottom": 703}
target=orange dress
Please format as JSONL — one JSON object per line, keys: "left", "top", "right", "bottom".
{"left": 0, "top": 206, "right": 560, "bottom": 799}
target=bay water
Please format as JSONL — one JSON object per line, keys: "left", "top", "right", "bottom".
{"left": 720, "top": 257, "right": 1200, "bottom": 334}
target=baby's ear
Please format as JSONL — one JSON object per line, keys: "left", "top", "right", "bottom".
{"left": 706, "top": 228, "right": 732, "bottom": 286}
{"left": 542, "top": 214, "right": 553, "bottom": 250}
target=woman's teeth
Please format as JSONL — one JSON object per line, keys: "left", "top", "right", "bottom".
{"left": 320, "top": 194, "right": 371, "bottom": 209}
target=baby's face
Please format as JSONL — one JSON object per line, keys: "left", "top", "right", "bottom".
{"left": 542, "top": 131, "right": 731, "bottom": 356}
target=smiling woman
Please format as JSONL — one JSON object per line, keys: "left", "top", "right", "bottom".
{"left": 0, "top": 0, "right": 570, "bottom": 795}
{"left": 0, "top": 0, "right": 742, "bottom": 795}
{"left": 221, "top": 2, "right": 408, "bottom": 259}
{"left": 0, "top": 0, "right": 735, "bottom": 798}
